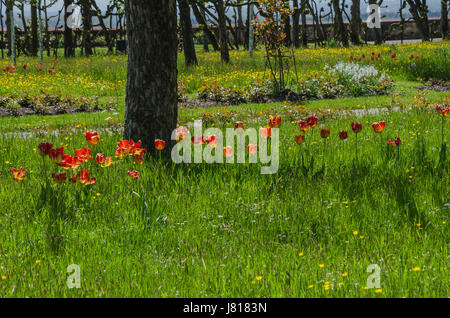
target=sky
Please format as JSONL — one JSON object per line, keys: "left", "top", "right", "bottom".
{"left": 2, "top": 0, "right": 443, "bottom": 27}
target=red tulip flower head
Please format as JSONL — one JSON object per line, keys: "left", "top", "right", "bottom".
{"left": 268, "top": 115, "right": 282, "bottom": 129}
{"left": 38, "top": 142, "right": 53, "bottom": 156}
{"left": 294, "top": 134, "right": 305, "bottom": 144}
{"left": 351, "top": 122, "right": 362, "bottom": 134}
{"left": 372, "top": 121, "right": 386, "bottom": 133}
{"left": 85, "top": 131, "right": 100, "bottom": 145}
{"left": 11, "top": 166, "right": 26, "bottom": 182}
{"left": 155, "top": 139, "right": 166, "bottom": 151}
{"left": 320, "top": 128, "right": 330, "bottom": 139}
{"left": 339, "top": 131, "right": 348, "bottom": 140}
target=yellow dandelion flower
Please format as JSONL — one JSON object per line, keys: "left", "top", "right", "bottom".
{"left": 412, "top": 267, "right": 421, "bottom": 272}
{"left": 375, "top": 288, "right": 382, "bottom": 293}
{"left": 256, "top": 276, "right": 263, "bottom": 281}
{"left": 319, "top": 264, "right": 325, "bottom": 268}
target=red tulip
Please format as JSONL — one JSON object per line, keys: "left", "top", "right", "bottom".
{"left": 128, "top": 170, "right": 140, "bottom": 180}
{"left": 223, "top": 146, "right": 233, "bottom": 157}
{"left": 11, "top": 166, "right": 26, "bottom": 182}
{"left": 268, "top": 115, "right": 282, "bottom": 128}
{"left": 298, "top": 120, "right": 309, "bottom": 132}
{"left": 175, "top": 126, "right": 188, "bottom": 142}
{"left": 294, "top": 134, "right": 305, "bottom": 144}
{"left": 115, "top": 140, "right": 147, "bottom": 158}
{"left": 320, "top": 128, "right": 330, "bottom": 139}
{"left": 49, "top": 147, "right": 64, "bottom": 164}
{"left": 155, "top": 139, "right": 166, "bottom": 151}
{"left": 235, "top": 121, "right": 244, "bottom": 130}
{"left": 38, "top": 142, "right": 53, "bottom": 156}
{"left": 191, "top": 135, "right": 205, "bottom": 145}
{"left": 206, "top": 136, "right": 218, "bottom": 148}
{"left": 339, "top": 131, "right": 348, "bottom": 140}
{"left": 85, "top": 131, "right": 100, "bottom": 145}
{"left": 96, "top": 153, "right": 113, "bottom": 167}
{"left": 307, "top": 116, "right": 318, "bottom": 128}
{"left": 388, "top": 138, "right": 401, "bottom": 147}
{"left": 372, "top": 121, "right": 386, "bottom": 133}
{"left": 58, "top": 155, "right": 82, "bottom": 170}
{"left": 75, "top": 147, "right": 93, "bottom": 162}
{"left": 436, "top": 104, "right": 449, "bottom": 117}
{"left": 351, "top": 122, "right": 362, "bottom": 133}
{"left": 70, "top": 170, "right": 96, "bottom": 185}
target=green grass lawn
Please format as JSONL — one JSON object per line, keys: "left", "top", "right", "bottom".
{"left": 0, "top": 43, "right": 448, "bottom": 298}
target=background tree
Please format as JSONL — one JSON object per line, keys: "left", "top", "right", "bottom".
{"left": 331, "top": 0, "right": 348, "bottom": 46}
{"left": 124, "top": 0, "right": 178, "bottom": 151}
{"left": 350, "top": 0, "right": 361, "bottom": 44}
{"left": 405, "top": 0, "right": 430, "bottom": 41}
{"left": 441, "top": 0, "right": 448, "bottom": 40}
{"left": 179, "top": 0, "right": 198, "bottom": 66}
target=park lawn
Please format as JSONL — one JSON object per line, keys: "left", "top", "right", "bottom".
{"left": 0, "top": 42, "right": 449, "bottom": 297}
{"left": 0, "top": 102, "right": 448, "bottom": 297}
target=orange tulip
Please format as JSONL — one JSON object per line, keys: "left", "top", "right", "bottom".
{"left": 75, "top": 147, "right": 93, "bottom": 162}
{"left": 69, "top": 170, "right": 96, "bottom": 185}
{"left": 58, "top": 155, "right": 82, "bottom": 170}
{"left": 175, "top": 126, "right": 188, "bottom": 142}
{"left": 259, "top": 127, "right": 271, "bottom": 139}
{"left": 155, "top": 139, "right": 166, "bottom": 151}
{"left": 298, "top": 120, "right": 309, "bottom": 132}
{"left": 268, "top": 115, "right": 281, "bottom": 128}
{"left": 96, "top": 153, "right": 113, "bottom": 167}
{"left": 223, "top": 146, "right": 233, "bottom": 157}
{"left": 115, "top": 140, "right": 146, "bottom": 158}
{"left": 11, "top": 166, "right": 26, "bottom": 182}
{"left": 85, "top": 131, "right": 100, "bottom": 145}
{"left": 372, "top": 121, "right": 386, "bottom": 133}
{"left": 436, "top": 105, "right": 449, "bottom": 117}
{"left": 295, "top": 134, "right": 305, "bottom": 144}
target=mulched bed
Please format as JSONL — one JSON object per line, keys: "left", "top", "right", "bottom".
{"left": 0, "top": 104, "right": 106, "bottom": 117}
{"left": 414, "top": 83, "right": 449, "bottom": 92}
{"left": 179, "top": 89, "right": 306, "bottom": 109}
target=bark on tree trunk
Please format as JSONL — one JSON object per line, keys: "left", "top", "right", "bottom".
{"left": 441, "top": 0, "right": 448, "bottom": 39}
{"left": 124, "top": 0, "right": 178, "bottom": 152}
{"left": 31, "top": 1, "right": 38, "bottom": 56}
{"left": 6, "top": 0, "right": 12, "bottom": 57}
{"left": 80, "top": 0, "right": 92, "bottom": 56}
{"left": 406, "top": 0, "right": 430, "bottom": 41}
{"left": 292, "top": 0, "right": 300, "bottom": 48}
{"left": 332, "top": 0, "right": 349, "bottom": 46}
{"left": 190, "top": 1, "right": 220, "bottom": 51}
{"left": 178, "top": 0, "right": 198, "bottom": 66}
{"left": 301, "top": 0, "right": 308, "bottom": 47}
{"left": 64, "top": 0, "right": 75, "bottom": 57}
{"left": 215, "top": 0, "right": 230, "bottom": 63}
{"left": 350, "top": 0, "right": 361, "bottom": 45}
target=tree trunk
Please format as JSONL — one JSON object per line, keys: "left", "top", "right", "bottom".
{"left": 406, "top": 0, "right": 430, "bottom": 41}
{"left": 64, "top": 0, "right": 75, "bottom": 57}
{"left": 293, "top": 0, "right": 300, "bottom": 48}
{"left": 441, "top": 0, "right": 448, "bottom": 39}
{"left": 301, "top": 0, "right": 308, "bottom": 47}
{"left": 332, "top": 0, "right": 348, "bottom": 46}
{"left": 283, "top": 0, "right": 292, "bottom": 46}
{"left": 124, "top": 0, "right": 178, "bottom": 151}
{"left": 30, "top": 1, "right": 38, "bottom": 56}
{"left": 350, "top": 0, "right": 361, "bottom": 45}
{"left": 178, "top": 0, "right": 197, "bottom": 66}
{"left": 190, "top": 1, "right": 219, "bottom": 51}
{"left": 215, "top": 0, "right": 230, "bottom": 63}
{"left": 80, "top": 0, "right": 92, "bottom": 56}
{"left": 6, "top": 0, "right": 12, "bottom": 57}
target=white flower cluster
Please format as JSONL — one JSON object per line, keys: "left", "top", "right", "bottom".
{"left": 325, "top": 62, "right": 386, "bottom": 83}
